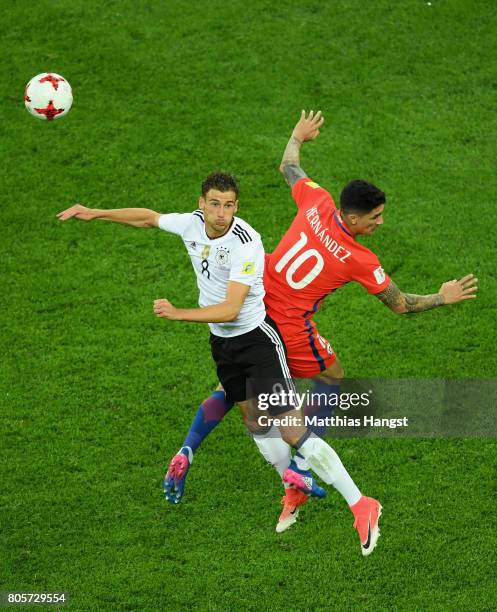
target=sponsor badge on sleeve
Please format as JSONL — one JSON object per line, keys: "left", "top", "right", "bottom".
{"left": 373, "top": 266, "right": 386, "bottom": 285}
{"left": 241, "top": 262, "right": 255, "bottom": 275}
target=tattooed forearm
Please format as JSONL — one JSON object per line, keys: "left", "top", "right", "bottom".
{"left": 281, "top": 136, "right": 302, "bottom": 166}
{"left": 376, "top": 281, "right": 404, "bottom": 312}
{"left": 376, "top": 280, "right": 445, "bottom": 314}
{"left": 403, "top": 292, "right": 444, "bottom": 313}
{"left": 281, "top": 163, "right": 308, "bottom": 187}
{"left": 280, "top": 137, "right": 308, "bottom": 186}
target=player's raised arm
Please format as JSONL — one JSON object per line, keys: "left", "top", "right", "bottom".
{"left": 376, "top": 275, "right": 478, "bottom": 314}
{"left": 279, "top": 110, "right": 325, "bottom": 187}
{"left": 57, "top": 204, "right": 161, "bottom": 228}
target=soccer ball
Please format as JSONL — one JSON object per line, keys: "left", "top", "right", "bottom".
{"left": 24, "top": 73, "right": 73, "bottom": 121}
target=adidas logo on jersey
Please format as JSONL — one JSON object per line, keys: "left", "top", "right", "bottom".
{"left": 233, "top": 225, "right": 252, "bottom": 244}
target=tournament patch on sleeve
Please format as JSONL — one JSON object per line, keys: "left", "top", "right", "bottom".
{"left": 305, "top": 181, "right": 320, "bottom": 189}
{"left": 241, "top": 261, "right": 255, "bottom": 275}
{"left": 373, "top": 266, "right": 386, "bottom": 285}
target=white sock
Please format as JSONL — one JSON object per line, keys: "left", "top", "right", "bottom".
{"left": 294, "top": 451, "right": 310, "bottom": 471}
{"left": 298, "top": 434, "right": 362, "bottom": 506}
{"left": 179, "top": 446, "right": 194, "bottom": 463}
{"left": 252, "top": 425, "right": 292, "bottom": 477}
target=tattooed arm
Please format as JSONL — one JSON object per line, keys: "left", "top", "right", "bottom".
{"left": 376, "top": 280, "right": 444, "bottom": 314}
{"left": 279, "top": 137, "right": 308, "bottom": 187}
{"left": 376, "top": 276, "right": 478, "bottom": 314}
{"left": 279, "top": 110, "right": 325, "bottom": 187}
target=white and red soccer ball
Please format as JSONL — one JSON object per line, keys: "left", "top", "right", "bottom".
{"left": 24, "top": 73, "right": 73, "bottom": 120}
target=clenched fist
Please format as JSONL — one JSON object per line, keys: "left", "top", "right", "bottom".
{"left": 154, "top": 298, "right": 181, "bottom": 320}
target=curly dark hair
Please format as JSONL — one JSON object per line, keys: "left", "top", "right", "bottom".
{"left": 340, "top": 180, "right": 385, "bottom": 214}
{"left": 201, "top": 172, "right": 239, "bottom": 198}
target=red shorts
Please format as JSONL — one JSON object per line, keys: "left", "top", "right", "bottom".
{"left": 275, "top": 318, "right": 337, "bottom": 379}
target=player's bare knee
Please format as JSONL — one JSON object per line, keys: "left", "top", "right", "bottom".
{"left": 281, "top": 431, "right": 301, "bottom": 447}
{"left": 276, "top": 422, "right": 308, "bottom": 447}
{"left": 319, "top": 358, "right": 344, "bottom": 382}
{"left": 238, "top": 401, "right": 270, "bottom": 435}
{"left": 245, "top": 417, "right": 271, "bottom": 436}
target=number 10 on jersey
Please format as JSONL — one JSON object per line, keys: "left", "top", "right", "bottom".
{"left": 274, "top": 232, "right": 324, "bottom": 290}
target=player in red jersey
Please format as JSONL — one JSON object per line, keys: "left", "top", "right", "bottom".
{"left": 267, "top": 110, "right": 477, "bottom": 381}
{"left": 267, "top": 110, "right": 477, "bottom": 543}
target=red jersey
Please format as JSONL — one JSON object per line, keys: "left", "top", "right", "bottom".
{"left": 264, "top": 177, "right": 390, "bottom": 335}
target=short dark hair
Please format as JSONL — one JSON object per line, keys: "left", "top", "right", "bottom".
{"left": 340, "top": 180, "right": 385, "bottom": 214}
{"left": 201, "top": 172, "right": 239, "bottom": 198}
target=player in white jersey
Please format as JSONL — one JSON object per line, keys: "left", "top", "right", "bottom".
{"left": 155, "top": 205, "right": 266, "bottom": 338}
{"left": 57, "top": 172, "right": 287, "bottom": 406}
{"left": 57, "top": 173, "right": 343, "bottom": 523}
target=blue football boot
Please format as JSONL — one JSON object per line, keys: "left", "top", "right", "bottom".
{"left": 282, "top": 459, "right": 327, "bottom": 498}
{"left": 163, "top": 446, "right": 193, "bottom": 504}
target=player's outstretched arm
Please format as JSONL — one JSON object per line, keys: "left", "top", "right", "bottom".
{"left": 154, "top": 281, "right": 250, "bottom": 323}
{"left": 57, "top": 204, "right": 161, "bottom": 228}
{"left": 279, "top": 110, "right": 325, "bottom": 187}
{"left": 376, "top": 275, "right": 478, "bottom": 314}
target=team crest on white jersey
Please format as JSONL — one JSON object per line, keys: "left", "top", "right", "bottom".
{"left": 373, "top": 266, "right": 386, "bottom": 284}
{"left": 215, "top": 247, "right": 230, "bottom": 266}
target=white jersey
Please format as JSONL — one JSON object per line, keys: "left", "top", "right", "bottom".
{"left": 158, "top": 210, "right": 266, "bottom": 337}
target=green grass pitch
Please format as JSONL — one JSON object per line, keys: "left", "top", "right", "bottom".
{"left": 1, "top": 0, "right": 497, "bottom": 609}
